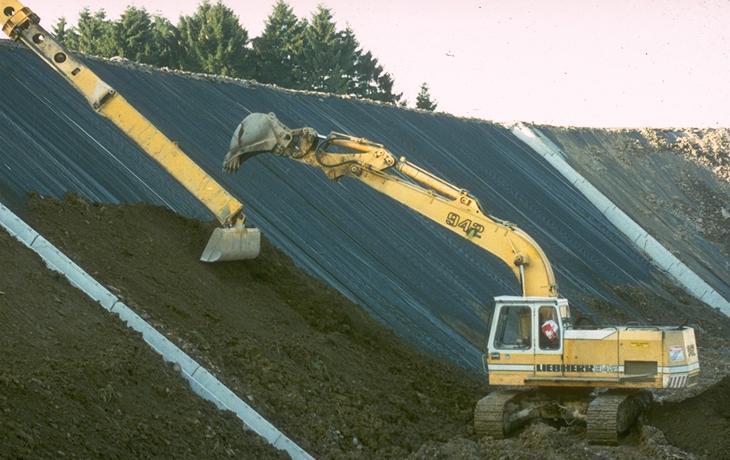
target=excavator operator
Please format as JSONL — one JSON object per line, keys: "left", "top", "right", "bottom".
{"left": 539, "top": 308, "right": 560, "bottom": 350}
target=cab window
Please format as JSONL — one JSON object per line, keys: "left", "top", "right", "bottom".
{"left": 538, "top": 306, "right": 561, "bottom": 350}
{"left": 493, "top": 306, "right": 532, "bottom": 350}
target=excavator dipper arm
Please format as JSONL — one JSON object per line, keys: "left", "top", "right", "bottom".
{"left": 225, "top": 113, "right": 557, "bottom": 297}
{"left": 1, "top": 1, "right": 260, "bottom": 261}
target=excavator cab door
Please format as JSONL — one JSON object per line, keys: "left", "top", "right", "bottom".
{"left": 486, "top": 297, "right": 536, "bottom": 385}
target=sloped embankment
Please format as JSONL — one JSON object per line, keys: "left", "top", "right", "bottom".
{"left": 2, "top": 41, "right": 711, "bottom": 368}
{"left": 534, "top": 126, "right": 730, "bottom": 303}
{"left": 25, "top": 194, "right": 486, "bottom": 459}
{"left": 19, "top": 195, "right": 730, "bottom": 459}
{"left": 0, "top": 221, "right": 283, "bottom": 458}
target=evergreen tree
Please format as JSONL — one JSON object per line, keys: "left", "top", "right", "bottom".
{"left": 52, "top": 17, "right": 77, "bottom": 47}
{"left": 74, "top": 8, "right": 118, "bottom": 57}
{"left": 151, "top": 16, "right": 183, "bottom": 69}
{"left": 51, "top": 1, "right": 402, "bottom": 105}
{"left": 115, "top": 6, "right": 155, "bottom": 63}
{"left": 299, "top": 15, "right": 400, "bottom": 102}
{"left": 299, "top": 6, "right": 352, "bottom": 93}
{"left": 349, "top": 42, "right": 401, "bottom": 103}
{"left": 416, "top": 82, "right": 437, "bottom": 111}
{"left": 177, "top": 1, "right": 251, "bottom": 78}
{"left": 252, "top": 0, "right": 305, "bottom": 87}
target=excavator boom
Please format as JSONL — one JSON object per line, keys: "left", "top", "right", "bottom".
{"left": 1, "top": 0, "right": 260, "bottom": 262}
{"left": 226, "top": 112, "right": 557, "bottom": 297}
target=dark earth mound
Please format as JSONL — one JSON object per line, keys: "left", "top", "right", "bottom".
{"left": 17, "top": 194, "right": 729, "bottom": 459}
{"left": 649, "top": 375, "right": 730, "bottom": 458}
{"left": 24, "top": 194, "right": 487, "bottom": 459}
{"left": 0, "top": 224, "right": 284, "bottom": 458}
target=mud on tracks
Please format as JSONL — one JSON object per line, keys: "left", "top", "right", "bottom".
{"left": 0, "top": 222, "right": 283, "bottom": 458}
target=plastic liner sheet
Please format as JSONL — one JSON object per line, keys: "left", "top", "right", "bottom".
{"left": 0, "top": 44, "right": 668, "bottom": 368}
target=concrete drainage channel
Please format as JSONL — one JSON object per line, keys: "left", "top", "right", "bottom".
{"left": 0, "top": 202, "right": 314, "bottom": 460}
{"left": 510, "top": 123, "right": 730, "bottom": 317}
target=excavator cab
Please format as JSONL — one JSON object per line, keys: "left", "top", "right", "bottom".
{"left": 486, "top": 296, "right": 569, "bottom": 385}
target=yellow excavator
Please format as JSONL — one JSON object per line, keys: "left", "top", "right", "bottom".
{"left": 1, "top": 1, "right": 260, "bottom": 262}
{"left": 226, "top": 113, "right": 700, "bottom": 444}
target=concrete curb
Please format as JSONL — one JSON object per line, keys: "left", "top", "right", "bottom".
{"left": 0, "top": 202, "right": 314, "bottom": 460}
{"left": 510, "top": 123, "right": 730, "bottom": 317}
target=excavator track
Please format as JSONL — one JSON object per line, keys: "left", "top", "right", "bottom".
{"left": 586, "top": 390, "right": 652, "bottom": 445}
{"left": 474, "top": 390, "right": 529, "bottom": 439}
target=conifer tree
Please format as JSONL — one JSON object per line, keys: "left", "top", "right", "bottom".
{"left": 54, "top": 1, "right": 402, "bottom": 105}
{"left": 74, "top": 8, "right": 118, "bottom": 57}
{"left": 298, "top": 6, "right": 351, "bottom": 93}
{"left": 252, "top": 0, "right": 305, "bottom": 87}
{"left": 178, "top": 1, "right": 251, "bottom": 78}
{"left": 416, "top": 82, "right": 437, "bottom": 111}
{"left": 151, "top": 16, "right": 183, "bottom": 69}
{"left": 52, "top": 17, "right": 77, "bottom": 47}
{"left": 115, "top": 6, "right": 155, "bottom": 63}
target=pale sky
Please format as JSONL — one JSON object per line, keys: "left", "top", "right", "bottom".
{"left": 10, "top": 1, "right": 730, "bottom": 127}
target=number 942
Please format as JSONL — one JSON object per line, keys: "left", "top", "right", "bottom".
{"left": 445, "top": 212, "right": 484, "bottom": 238}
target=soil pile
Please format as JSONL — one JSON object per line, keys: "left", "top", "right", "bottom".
{"left": 25, "top": 194, "right": 486, "bottom": 459}
{"left": 649, "top": 376, "right": 730, "bottom": 458}
{"left": 407, "top": 422, "right": 690, "bottom": 460}
{"left": 18, "top": 195, "right": 728, "bottom": 459}
{"left": 637, "top": 128, "right": 730, "bottom": 183}
{"left": 0, "top": 227, "right": 284, "bottom": 458}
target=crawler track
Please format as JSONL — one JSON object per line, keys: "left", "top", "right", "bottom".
{"left": 586, "top": 390, "right": 651, "bottom": 444}
{"left": 474, "top": 390, "right": 527, "bottom": 438}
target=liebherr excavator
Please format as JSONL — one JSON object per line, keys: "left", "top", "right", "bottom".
{"left": 1, "top": 1, "right": 260, "bottom": 262}
{"left": 226, "top": 113, "right": 700, "bottom": 444}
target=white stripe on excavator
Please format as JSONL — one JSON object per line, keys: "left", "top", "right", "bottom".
{"left": 509, "top": 123, "right": 730, "bottom": 317}
{"left": 0, "top": 202, "right": 313, "bottom": 460}
{"left": 660, "top": 362, "right": 700, "bottom": 374}
{"left": 489, "top": 362, "right": 699, "bottom": 374}
{"left": 488, "top": 364, "right": 535, "bottom": 372}
{"left": 564, "top": 329, "right": 617, "bottom": 340}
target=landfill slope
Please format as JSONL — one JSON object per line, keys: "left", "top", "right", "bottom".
{"left": 25, "top": 195, "right": 729, "bottom": 459}
{"left": 0, "top": 41, "right": 710, "bottom": 368}
{"left": 535, "top": 126, "right": 730, "bottom": 302}
{"left": 26, "top": 195, "right": 486, "bottom": 459}
{"left": 0, "top": 226, "right": 284, "bottom": 459}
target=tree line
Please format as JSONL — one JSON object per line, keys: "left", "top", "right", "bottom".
{"left": 53, "top": 0, "right": 438, "bottom": 110}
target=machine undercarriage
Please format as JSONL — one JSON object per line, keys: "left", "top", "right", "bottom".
{"left": 474, "top": 388, "right": 653, "bottom": 444}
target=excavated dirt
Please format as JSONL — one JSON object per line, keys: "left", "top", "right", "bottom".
{"left": 407, "top": 422, "right": 692, "bottom": 460}
{"left": 17, "top": 194, "right": 730, "bottom": 459}
{"left": 0, "top": 226, "right": 284, "bottom": 458}
{"left": 24, "top": 194, "right": 487, "bottom": 459}
{"left": 649, "top": 376, "right": 730, "bottom": 459}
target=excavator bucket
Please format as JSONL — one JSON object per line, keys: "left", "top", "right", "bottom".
{"left": 200, "top": 219, "right": 261, "bottom": 262}
{"left": 223, "top": 112, "right": 295, "bottom": 172}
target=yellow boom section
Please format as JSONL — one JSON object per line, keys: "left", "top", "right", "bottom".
{"left": 224, "top": 113, "right": 558, "bottom": 297}
{"left": 318, "top": 139, "right": 557, "bottom": 298}
{"left": 1, "top": 0, "right": 242, "bottom": 225}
